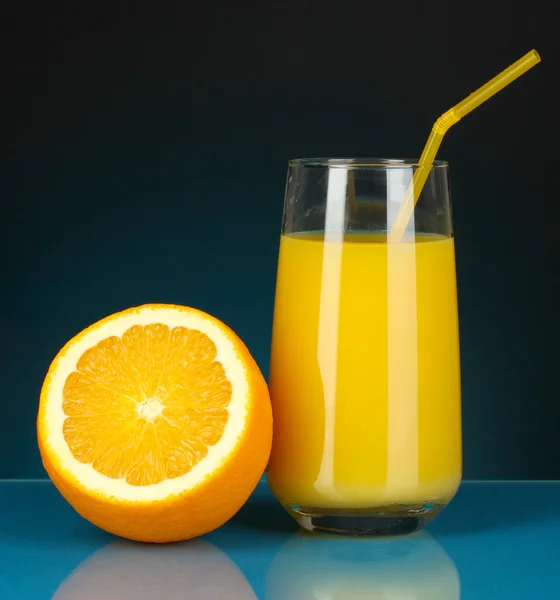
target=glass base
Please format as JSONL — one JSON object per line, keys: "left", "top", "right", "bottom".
{"left": 286, "top": 502, "right": 446, "bottom": 536}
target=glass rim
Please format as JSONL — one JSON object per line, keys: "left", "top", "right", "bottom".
{"left": 288, "top": 157, "right": 449, "bottom": 169}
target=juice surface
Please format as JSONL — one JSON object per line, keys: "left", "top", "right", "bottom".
{"left": 267, "top": 232, "right": 462, "bottom": 508}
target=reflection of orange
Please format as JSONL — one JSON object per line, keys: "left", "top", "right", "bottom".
{"left": 38, "top": 304, "right": 272, "bottom": 542}
{"left": 53, "top": 539, "right": 258, "bottom": 600}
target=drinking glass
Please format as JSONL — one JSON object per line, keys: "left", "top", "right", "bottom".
{"left": 267, "top": 158, "right": 462, "bottom": 535}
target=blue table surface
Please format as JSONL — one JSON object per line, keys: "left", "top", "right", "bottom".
{"left": 1, "top": 480, "right": 559, "bottom": 599}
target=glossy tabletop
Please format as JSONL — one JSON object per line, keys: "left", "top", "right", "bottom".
{"left": 1, "top": 481, "right": 559, "bottom": 599}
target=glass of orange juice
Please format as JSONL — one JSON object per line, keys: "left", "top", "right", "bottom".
{"left": 267, "top": 158, "right": 462, "bottom": 535}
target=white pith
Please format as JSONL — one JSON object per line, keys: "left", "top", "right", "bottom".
{"left": 41, "top": 306, "right": 249, "bottom": 502}
{"left": 137, "top": 397, "right": 164, "bottom": 422}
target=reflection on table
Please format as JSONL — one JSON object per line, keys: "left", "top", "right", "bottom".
{"left": 266, "top": 530, "right": 460, "bottom": 599}
{"left": 52, "top": 538, "right": 258, "bottom": 600}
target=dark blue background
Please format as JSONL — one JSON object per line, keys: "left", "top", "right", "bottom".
{"left": 2, "top": 1, "right": 558, "bottom": 478}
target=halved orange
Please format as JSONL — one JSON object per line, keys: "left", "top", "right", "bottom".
{"left": 37, "top": 304, "right": 272, "bottom": 543}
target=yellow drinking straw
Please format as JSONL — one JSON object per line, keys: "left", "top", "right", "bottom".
{"left": 388, "top": 50, "right": 541, "bottom": 243}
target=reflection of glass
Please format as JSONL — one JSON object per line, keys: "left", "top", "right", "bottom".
{"left": 52, "top": 539, "right": 257, "bottom": 600}
{"left": 268, "top": 159, "right": 462, "bottom": 534}
{"left": 266, "top": 530, "right": 460, "bottom": 599}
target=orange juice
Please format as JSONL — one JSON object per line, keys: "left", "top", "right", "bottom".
{"left": 267, "top": 232, "right": 461, "bottom": 509}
